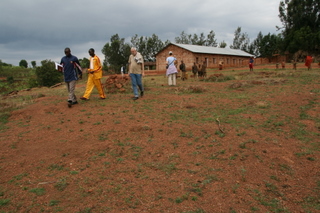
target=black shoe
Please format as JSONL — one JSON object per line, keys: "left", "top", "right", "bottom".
{"left": 72, "top": 101, "right": 78, "bottom": 105}
{"left": 67, "top": 100, "right": 72, "bottom": 108}
{"left": 140, "top": 91, "right": 144, "bottom": 97}
{"left": 132, "top": 97, "right": 139, "bottom": 100}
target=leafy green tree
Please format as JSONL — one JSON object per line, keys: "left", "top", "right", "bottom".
{"left": 192, "top": 33, "right": 206, "bottom": 45}
{"left": 174, "top": 31, "right": 191, "bottom": 44}
{"left": 35, "top": 60, "right": 63, "bottom": 87}
{"left": 102, "top": 34, "right": 131, "bottom": 73}
{"left": 251, "top": 32, "right": 264, "bottom": 56}
{"left": 205, "top": 30, "right": 218, "bottom": 47}
{"left": 19, "top": 59, "right": 28, "bottom": 68}
{"left": 0, "top": 62, "right": 12, "bottom": 67}
{"left": 145, "top": 34, "right": 166, "bottom": 61}
{"left": 258, "top": 33, "right": 282, "bottom": 60}
{"left": 131, "top": 34, "right": 165, "bottom": 61}
{"left": 131, "top": 34, "right": 146, "bottom": 55}
{"left": 0, "top": 59, "right": 3, "bottom": 71}
{"left": 219, "top": 41, "right": 227, "bottom": 48}
{"left": 230, "top": 27, "right": 251, "bottom": 52}
{"left": 79, "top": 57, "right": 90, "bottom": 69}
{"left": 278, "top": 0, "right": 320, "bottom": 54}
{"left": 230, "top": 27, "right": 242, "bottom": 49}
{"left": 102, "top": 33, "right": 167, "bottom": 72}
{"left": 31, "top": 61, "right": 36, "bottom": 68}
{"left": 175, "top": 30, "right": 218, "bottom": 47}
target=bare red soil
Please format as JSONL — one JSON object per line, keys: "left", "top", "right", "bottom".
{"left": 0, "top": 64, "right": 319, "bottom": 213}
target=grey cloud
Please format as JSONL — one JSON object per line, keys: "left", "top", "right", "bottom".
{"left": 0, "top": 0, "right": 281, "bottom": 65}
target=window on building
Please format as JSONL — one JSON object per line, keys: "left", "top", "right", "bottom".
{"left": 213, "top": 58, "right": 216, "bottom": 64}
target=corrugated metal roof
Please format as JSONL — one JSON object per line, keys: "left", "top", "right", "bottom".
{"left": 171, "top": 43, "right": 254, "bottom": 57}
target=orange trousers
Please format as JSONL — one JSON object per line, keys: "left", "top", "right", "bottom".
{"left": 82, "top": 74, "right": 105, "bottom": 99}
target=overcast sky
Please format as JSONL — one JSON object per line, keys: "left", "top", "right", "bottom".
{"left": 0, "top": 0, "right": 282, "bottom": 66}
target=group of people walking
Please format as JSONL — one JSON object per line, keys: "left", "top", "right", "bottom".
{"left": 59, "top": 47, "right": 144, "bottom": 107}
{"left": 63, "top": 48, "right": 312, "bottom": 105}
{"left": 60, "top": 48, "right": 106, "bottom": 107}
{"left": 165, "top": 51, "right": 207, "bottom": 86}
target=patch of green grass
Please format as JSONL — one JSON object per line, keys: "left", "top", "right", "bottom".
{"left": 301, "top": 180, "right": 320, "bottom": 211}
{"left": 9, "top": 173, "right": 28, "bottom": 183}
{"left": 239, "top": 139, "right": 257, "bottom": 149}
{"left": 232, "top": 183, "right": 240, "bottom": 193}
{"left": 76, "top": 207, "right": 93, "bottom": 213}
{"left": 98, "top": 132, "right": 109, "bottom": 141}
{"left": 48, "top": 199, "right": 60, "bottom": 206}
{"left": 0, "top": 112, "right": 10, "bottom": 132}
{"left": 70, "top": 171, "right": 79, "bottom": 175}
{"left": 236, "top": 131, "right": 246, "bottom": 136}
{"left": 182, "top": 209, "right": 206, "bottom": 213}
{"left": 48, "top": 164, "right": 64, "bottom": 171}
{"left": 162, "top": 163, "right": 177, "bottom": 175}
{"left": 0, "top": 198, "right": 10, "bottom": 206}
{"left": 179, "top": 130, "right": 194, "bottom": 138}
{"left": 204, "top": 74, "right": 236, "bottom": 82}
{"left": 240, "top": 167, "right": 247, "bottom": 182}
{"left": 214, "top": 130, "right": 225, "bottom": 138}
{"left": 279, "top": 164, "right": 294, "bottom": 176}
{"left": 54, "top": 178, "right": 68, "bottom": 191}
{"left": 249, "top": 189, "right": 290, "bottom": 212}
{"left": 270, "top": 175, "right": 280, "bottom": 181}
{"left": 175, "top": 193, "right": 189, "bottom": 203}
{"left": 29, "top": 187, "right": 46, "bottom": 196}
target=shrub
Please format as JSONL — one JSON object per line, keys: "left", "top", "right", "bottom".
{"left": 27, "top": 77, "right": 39, "bottom": 88}
{"left": 36, "top": 60, "right": 63, "bottom": 87}
{"left": 204, "top": 74, "right": 235, "bottom": 82}
{"left": 6, "top": 76, "right": 14, "bottom": 84}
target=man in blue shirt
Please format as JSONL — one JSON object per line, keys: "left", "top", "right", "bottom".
{"left": 60, "top": 47, "right": 81, "bottom": 107}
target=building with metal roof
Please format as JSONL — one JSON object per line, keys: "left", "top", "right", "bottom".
{"left": 156, "top": 43, "right": 254, "bottom": 71}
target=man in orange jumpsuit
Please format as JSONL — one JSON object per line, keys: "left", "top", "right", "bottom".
{"left": 305, "top": 56, "right": 313, "bottom": 70}
{"left": 80, "top": 48, "right": 106, "bottom": 100}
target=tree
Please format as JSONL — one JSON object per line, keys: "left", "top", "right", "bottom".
{"left": 102, "top": 34, "right": 131, "bottom": 73}
{"left": 278, "top": 0, "right": 320, "bottom": 54}
{"left": 35, "top": 60, "right": 63, "bottom": 87}
{"left": 258, "top": 33, "right": 282, "bottom": 60}
{"left": 174, "top": 31, "right": 191, "bottom": 44}
{"left": 205, "top": 30, "right": 218, "bottom": 47}
{"left": 79, "top": 58, "right": 90, "bottom": 69}
{"left": 251, "top": 32, "right": 264, "bottom": 57}
{"left": 230, "top": 27, "right": 251, "bottom": 52}
{"left": 19, "top": 59, "right": 28, "bottom": 68}
{"left": 175, "top": 30, "right": 218, "bottom": 46}
{"left": 102, "top": 33, "right": 167, "bottom": 72}
{"left": 31, "top": 61, "right": 36, "bottom": 68}
{"left": 219, "top": 41, "right": 227, "bottom": 48}
{"left": 144, "top": 34, "right": 166, "bottom": 61}
{"left": 130, "top": 34, "right": 165, "bottom": 61}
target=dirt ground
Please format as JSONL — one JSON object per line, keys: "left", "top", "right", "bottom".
{"left": 0, "top": 64, "right": 319, "bottom": 213}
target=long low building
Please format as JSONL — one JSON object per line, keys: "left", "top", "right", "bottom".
{"left": 156, "top": 43, "right": 254, "bottom": 71}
